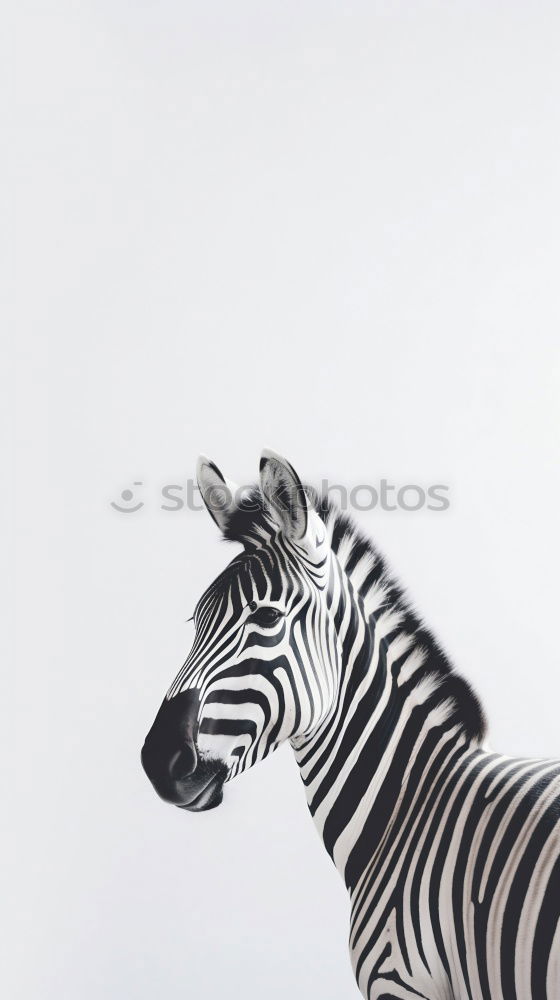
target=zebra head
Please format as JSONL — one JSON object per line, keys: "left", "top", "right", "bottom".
{"left": 142, "top": 450, "right": 340, "bottom": 812}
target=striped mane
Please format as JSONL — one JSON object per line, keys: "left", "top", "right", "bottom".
{"left": 223, "top": 485, "right": 486, "bottom": 744}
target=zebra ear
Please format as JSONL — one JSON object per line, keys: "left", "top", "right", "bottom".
{"left": 196, "top": 455, "right": 239, "bottom": 533}
{"left": 259, "top": 449, "right": 308, "bottom": 542}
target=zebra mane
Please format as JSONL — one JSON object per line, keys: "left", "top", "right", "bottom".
{"left": 223, "top": 486, "right": 486, "bottom": 743}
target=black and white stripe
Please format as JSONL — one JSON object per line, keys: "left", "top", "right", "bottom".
{"left": 143, "top": 450, "right": 560, "bottom": 999}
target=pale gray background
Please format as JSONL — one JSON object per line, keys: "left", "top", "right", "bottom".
{"left": 8, "top": 2, "right": 560, "bottom": 999}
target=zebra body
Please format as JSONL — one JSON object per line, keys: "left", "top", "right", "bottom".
{"left": 142, "top": 450, "right": 560, "bottom": 1000}
{"left": 343, "top": 743, "right": 560, "bottom": 1000}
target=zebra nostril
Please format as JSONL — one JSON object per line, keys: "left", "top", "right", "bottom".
{"left": 169, "top": 744, "right": 198, "bottom": 781}
{"left": 142, "top": 689, "right": 201, "bottom": 788}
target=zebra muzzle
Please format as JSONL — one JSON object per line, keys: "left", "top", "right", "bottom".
{"left": 141, "top": 688, "right": 227, "bottom": 812}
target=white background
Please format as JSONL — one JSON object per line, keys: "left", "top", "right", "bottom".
{"left": 8, "top": 3, "right": 560, "bottom": 998}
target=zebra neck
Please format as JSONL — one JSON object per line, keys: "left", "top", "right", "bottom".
{"left": 293, "top": 600, "right": 476, "bottom": 894}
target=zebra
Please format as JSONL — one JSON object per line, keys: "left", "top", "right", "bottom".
{"left": 142, "top": 449, "right": 560, "bottom": 1000}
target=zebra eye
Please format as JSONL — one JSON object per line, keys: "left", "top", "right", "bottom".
{"left": 249, "top": 606, "right": 283, "bottom": 628}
